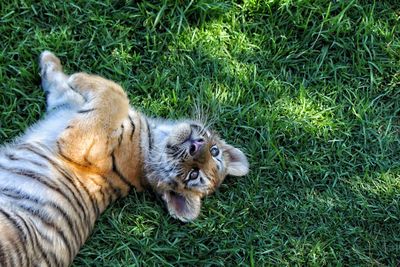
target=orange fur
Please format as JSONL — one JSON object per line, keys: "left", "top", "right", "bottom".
{"left": 0, "top": 51, "right": 249, "bottom": 266}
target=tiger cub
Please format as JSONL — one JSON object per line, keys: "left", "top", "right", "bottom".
{"left": 0, "top": 51, "right": 249, "bottom": 266}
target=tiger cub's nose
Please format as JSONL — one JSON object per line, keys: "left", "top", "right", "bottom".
{"left": 189, "top": 138, "right": 205, "bottom": 156}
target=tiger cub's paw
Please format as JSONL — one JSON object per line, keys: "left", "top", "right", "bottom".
{"left": 39, "top": 51, "right": 63, "bottom": 79}
{"left": 68, "top": 72, "right": 127, "bottom": 100}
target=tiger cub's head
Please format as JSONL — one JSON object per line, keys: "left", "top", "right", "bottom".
{"left": 145, "top": 121, "right": 249, "bottom": 222}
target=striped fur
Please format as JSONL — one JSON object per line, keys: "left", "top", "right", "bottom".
{"left": 0, "top": 51, "right": 249, "bottom": 266}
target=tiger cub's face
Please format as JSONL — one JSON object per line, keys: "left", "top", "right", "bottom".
{"left": 146, "top": 122, "right": 249, "bottom": 222}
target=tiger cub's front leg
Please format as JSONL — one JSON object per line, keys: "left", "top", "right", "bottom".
{"left": 57, "top": 72, "right": 129, "bottom": 174}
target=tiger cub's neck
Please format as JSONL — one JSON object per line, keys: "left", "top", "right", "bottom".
{"left": 105, "top": 110, "right": 148, "bottom": 194}
{"left": 100, "top": 111, "right": 183, "bottom": 200}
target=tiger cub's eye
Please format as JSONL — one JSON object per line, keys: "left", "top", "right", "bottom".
{"left": 210, "top": 145, "right": 220, "bottom": 157}
{"left": 189, "top": 169, "right": 199, "bottom": 180}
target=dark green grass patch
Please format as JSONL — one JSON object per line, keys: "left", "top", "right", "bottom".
{"left": 1, "top": 0, "right": 399, "bottom": 265}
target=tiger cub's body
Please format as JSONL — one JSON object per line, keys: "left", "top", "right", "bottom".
{"left": 0, "top": 52, "right": 248, "bottom": 266}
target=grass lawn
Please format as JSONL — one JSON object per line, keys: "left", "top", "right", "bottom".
{"left": 1, "top": 0, "right": 400, "bottom": 265}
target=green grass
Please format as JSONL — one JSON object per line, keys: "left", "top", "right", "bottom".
{"left": 1, "top": 0, "right": 400, "bottom": 265}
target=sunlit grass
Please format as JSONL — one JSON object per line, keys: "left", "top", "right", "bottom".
{"left": 1, "top": 0, "right": 399, "bottom": 265}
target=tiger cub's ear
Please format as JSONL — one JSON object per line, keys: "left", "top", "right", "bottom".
{"left": 223, "top": 144, "right": 249, "bottom": 177}
{"left": 163, "top": 191, "right": 201, "bottom": 222}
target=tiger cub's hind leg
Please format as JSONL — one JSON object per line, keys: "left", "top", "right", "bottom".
{"left": 39, "top": 51, "right": 85, "bottom": 112}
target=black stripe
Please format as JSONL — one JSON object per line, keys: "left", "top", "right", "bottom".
{"left": 13, "top": 211, "right": 53, "bottom": 266}
{"left": 24, "top": 215, "right": 66, "bottom": 267}
{"left": 27, "top": 225, "right": 52, "bottom": 267}
{"left": 50, "top": 145, "right": 99, "bottom": 227}
{"left": 57, "top": 141, "right": 92, "bottom": 167}
{"left": 0, "top": 210, "right": 24, "bottom": 267}
{"left": 20, "top": 216, "right": 52, "bottom": 244}
{"left": 1, "top": 187, "right": 81, "bottom": 249}
{"left": 5, "top": 153, "right": 18, "bottom": 161}
{"left": 100, "top": 174, "right": 122, "bottom": 201}
{"left": 111, "top": 151, "right": 132, "bottom": 189}
{"left": 176, "top": 169, "right": 184, "bottom": 177}
{"left": 146, "top": 120, "right": 153, "bottom": 151}
{"left": 93, "top": 172, "right": 124, "bottom": 206}
{"left": 138, "top": 117, "right": 143, "bottom": 162}
{"left": 48, "top": 103, "right": 71, "bottom": 112}
{"left": 174, "top": 149, "right": 186, "bottom": 160}
{"left": 215, "top": 158, "right": 222, "bottom": 171}
{"left": 48, "top": 251, "right": 61, "bottom": 267}
{"left": 191, "top": 123, "right": 207, "bottom": 137}
{"left": 0, "top": 164, "right": 77, "bottom": 208}
{"left": 45, "top": 157, "right": 91, "bottom": 232}
{"left": 29, "top": 223, "right": 57, "bottom": 266}
{"left": 45, "top": 144, "right": 95, "bottom": 226}
{"left": 111, "top": 187, "right": 122, "bottom": 202}
{"left": 0, "top": 241, "right": 8, "bottom": 267}
{"left": 8, "top": 243, "right": 16, "bottom": 267}
{"left": 169, "top": 147, "right": 184, "bottom": 158}
{"left": 77, "top": 108, "right": 96, "bottom": 114}
{"left": 118, "top": 124, "right": 124, "bottom": 146}
{"left": 43, "top": 86, "right": 49, "bottom": 95}
{"left": 18, "top": 144, "right": 91, "bottom": 230}
{"left": 13, "top": 214, "right": 37, "bottom": 266}
{"left": 168, "top": 180, "right": 178, "bottom": 190}
{"left": 73, "top": 177, "right": 100, "bottom": 223}
{"left": 145, "top": 118, "right": 153, "bottom": 151}
{"left": 15, "top": 204, "right": 74, "bottom": 262}
{"left": 9, "top": 251, "right": 15, "bottom": 267}
{"left": 0, "top": 157, "right": 88, "bottom": 242}
{"left": 48, "top": 143, "right": 101, "bottom": 224}
{"left": 57, "top": 141, "right": 100, "bottom": 221}
{"left": 163, "top": 165, "right": 174, "bottom": 174}
{"left": 5, "top": 153, "right": 46, "bottom": 167}
{"left": 0, "top": 163, "right": 58, "bottom": 193}
{"left": 48, "top": 203, "right": 80, "bottom": 248}
{"left": 86, "top": 177, "right": 107, "bottom": 208}
{"left": 68, "top": 84, "right": 85, "bottom": 100}
{"left": 191, "top": 124, "right": 208, "bottom": 138}
{"left": 202, "top": 173, "right": 211, "bottom": 181}
{"left": 15, "top": 214, "right": 50, "bottom": 266}
{"left": 0, "top": 209, "right": 28, "bottom": 266}
{"left": 128, "top": 115, "right": 135, "bottom": 140}
{"left": 190, "top": 123, "right": 202, "bottom": 132}
{"left": 98, "top": 184, "right": 108, "bottom": 208}
{"left": 166, "top": 144, "right": 179, "bottom": 153}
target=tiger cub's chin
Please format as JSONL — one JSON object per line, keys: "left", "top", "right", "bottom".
{"left": 143, "top": 120, "right": 249, "bottom": 222}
